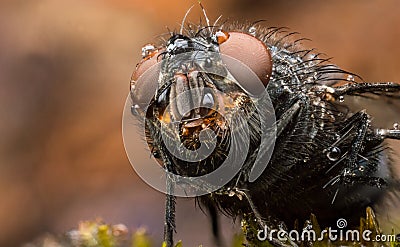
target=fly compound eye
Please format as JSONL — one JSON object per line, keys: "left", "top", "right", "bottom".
{"left": 130, "top": 45, "right": 163, "bottom": 111}
{"left": 218, "top": 32, "right": 272, "bottom": 95}
{"left": 131, "top": 44, "right": 162, "bottom": 84}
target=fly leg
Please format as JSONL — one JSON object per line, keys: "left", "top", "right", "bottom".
{"left": 276, "top": 100, "right": 302, "bottom": 136}
{"left": 346, "top": 112, "right": 368, "bottom": 172}
{"left": 146, "top": 118, "right": 177, "bottom": 247}
{"left": 375, "top": 128, "right": 400, "bottom": 140}
{"left": 332, "top": 82, "right": 400, "bottom": 97}
{"left": 324, "top": 111, "right": 390, "bottom": 189}
{"left": 233, "top": 189, "right": 298, "bottom": 247}
{"left": 338, "top": 111, "right": 377, "bottom": 185}
{"left": 159, "top": 146, "right": 176, "bottom": 247}
{"left": 325, "top": 82, "right": 400, "bottom": 187}
{"left": 206, "top": 203, "right": 223, "bottom": 247}
{"left": 164, "top": 177, "right": 176, "bottom": 247}
{"left": 250, "top": 98, "right": 302, "bottom": 179}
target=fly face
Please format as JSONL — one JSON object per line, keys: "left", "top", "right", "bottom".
{"left": 149, "top": 49, "right": 234, "bottom": 177}
{"left": 131, "top": 30, "right": 275, "bottom": 178}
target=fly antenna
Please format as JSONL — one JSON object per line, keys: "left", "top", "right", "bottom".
{"left": 212, "top": 15, "right": 223, "bottom": 33}
{"left": 180, "top": 5, "right": 195, "bottom": 35}
{"left": 199, "top": 2, "right": 211, "bottom": 33}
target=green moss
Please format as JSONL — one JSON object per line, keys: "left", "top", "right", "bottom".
{"left": 97, "top": 224, "right": 115, "bottom": 247}
{"left": 132, "top": 228, "right": 152, "bottom": 247}
{"left": 231, "top": 233, "right": 245, "bottom": 247}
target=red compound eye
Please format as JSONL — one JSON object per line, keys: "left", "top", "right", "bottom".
{"left": 219, "top": 32, "right": 272, "bottom": 90}
{"left": 130, "top": 45, "right": 163, "bottom": 109}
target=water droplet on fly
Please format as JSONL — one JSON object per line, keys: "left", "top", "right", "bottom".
{"left": 339, "top": 96, "right": 345, "bottom": 102}
{"left": 327, "top": 147, "right": 341, "bottom": 161}
{"left": 141, "top": 44, "right": 156, "bottom": 58}
{"left": 131, "top": 105, "right": 140, "bottom": 116}
{"left": 346, "top": 75, "right": 355, "bottom": 82}
{"left": 248, "top": 26, "right": 257, "bottom": 36}
{"left": 394, "top": 123, "right": 399, "bottom": 130}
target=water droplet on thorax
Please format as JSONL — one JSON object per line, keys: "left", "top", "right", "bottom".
{"left": 327, "top": 146, "right": 341, "bottom": 161}
{"left": 339, "top": 96, "right": 345, "bottom": 102}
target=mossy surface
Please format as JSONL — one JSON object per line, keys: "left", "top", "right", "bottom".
{"left": 25, "top": 208, "right": 400, "bottom": 247}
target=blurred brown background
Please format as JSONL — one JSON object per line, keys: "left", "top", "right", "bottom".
{"left": 1, "top": 0, "right": 399, "bottom": 246}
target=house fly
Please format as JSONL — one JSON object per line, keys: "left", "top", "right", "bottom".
{"left": 126, "top": 7, "right": 400, "bottom": 247}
